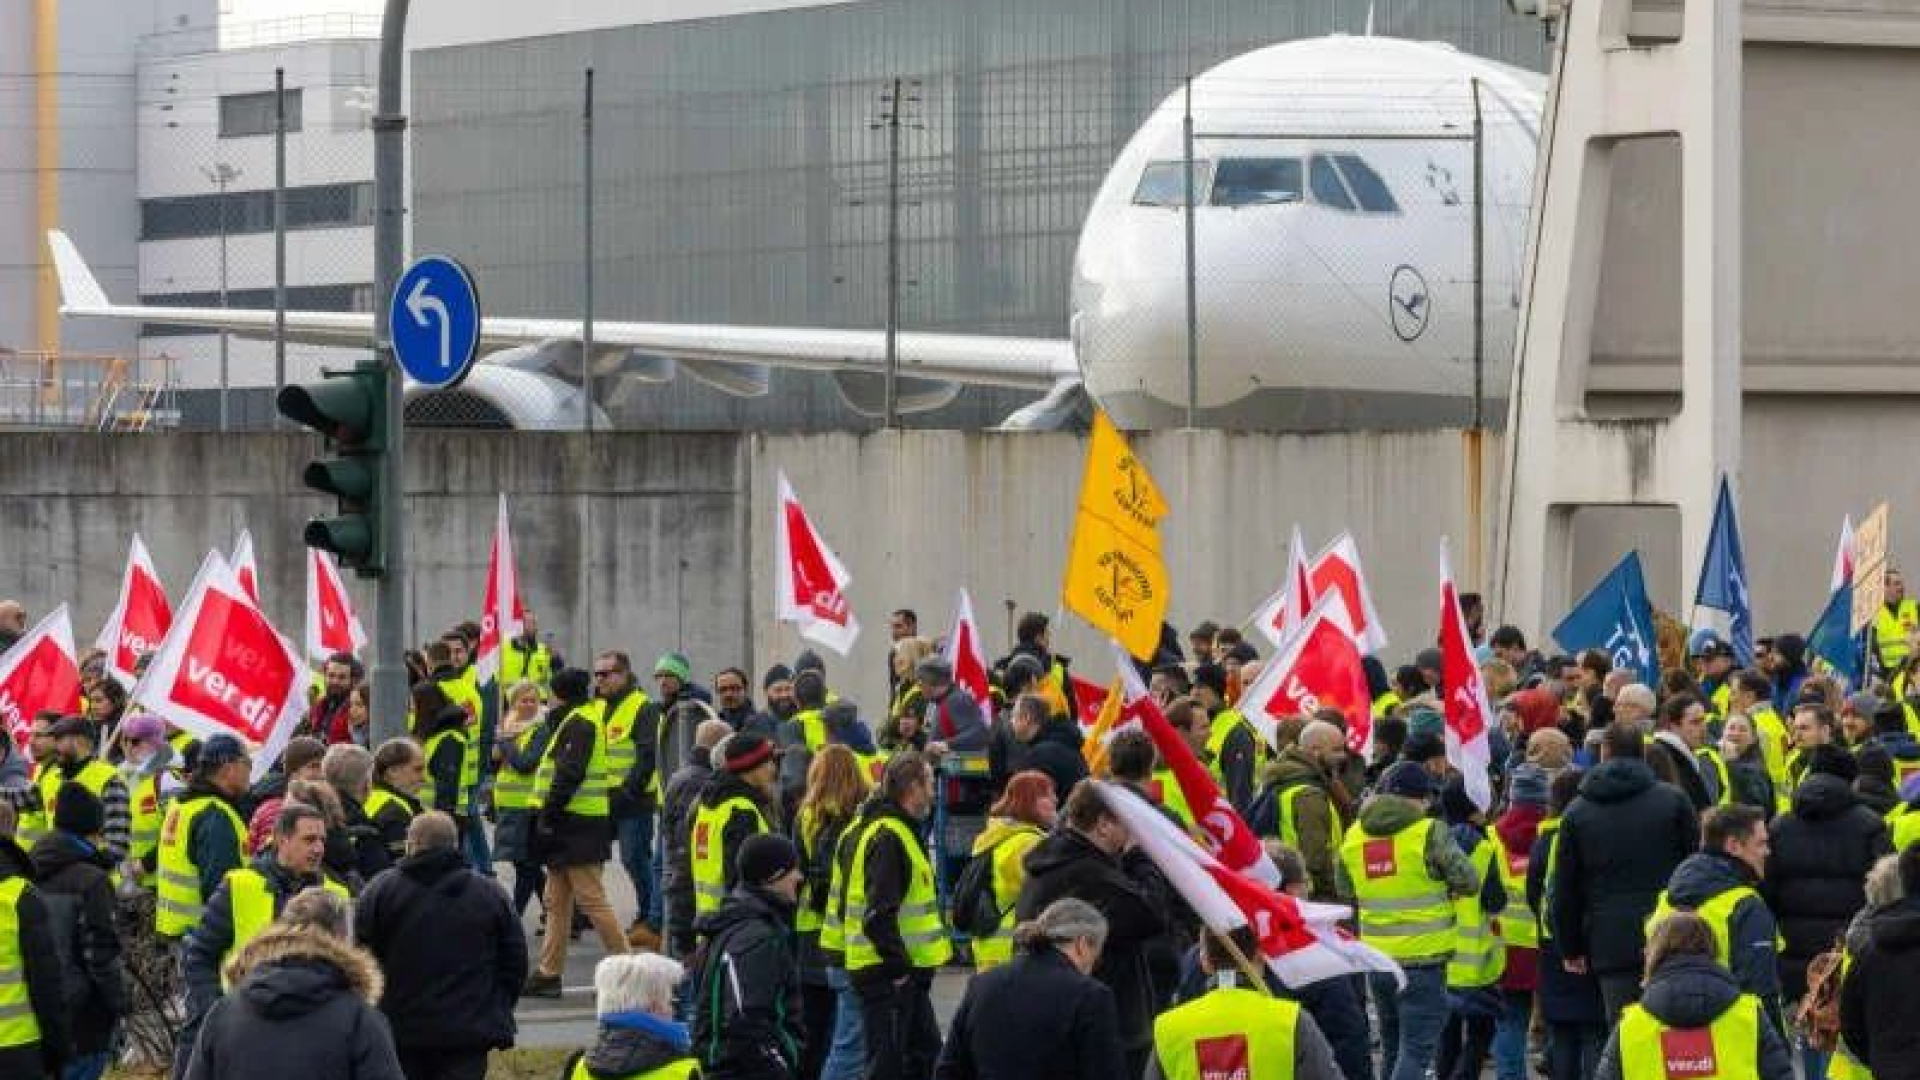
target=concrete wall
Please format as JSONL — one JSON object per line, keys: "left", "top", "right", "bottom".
{"left": 0, "top": 414, "right": 1902, "bottom": 715}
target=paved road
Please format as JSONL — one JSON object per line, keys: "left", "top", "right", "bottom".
{"left": 502, "top": 861, "right": 967, "bottom": 1050}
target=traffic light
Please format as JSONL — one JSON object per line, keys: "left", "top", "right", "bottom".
{"left": 278, "top": 366, "right": 388, "bottom": 575}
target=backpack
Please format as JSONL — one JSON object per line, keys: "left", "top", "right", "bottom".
{"left": 1798, "top": 941, "right": 1847, "bottom": 1052}
{"left": 948, "top": 846, "right": 1005, "bottom": 938}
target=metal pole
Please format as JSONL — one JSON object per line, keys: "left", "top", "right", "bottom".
{"left": 274, "top": 67, "right": 287, "bottom": 426}
{"left": 883, "top": 76, "right": 902, "bottom": 429}
{"left": 368, "top": 0, "right": 411, "bottom": 747}
{"left": 217, "top": 172, "right": 230, "bottom": 432}
{"left": 1470, "top": 77, "right": 1485, "bottom": 431}
{"left": 582, "top": 66, "right": 594, "bottom": 436}
{"left": 1182, "top": 76, "right": 1198, "bottom": 429}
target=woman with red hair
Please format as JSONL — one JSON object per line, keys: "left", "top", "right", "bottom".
{"left": 968, "top": 770, "right": 1058, "bottom": 969}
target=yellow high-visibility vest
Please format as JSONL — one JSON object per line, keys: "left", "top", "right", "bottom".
{"left": 1448, "top": 828, "right": 1506, "bottom": 988}
{"left": 843, "top": 814, "right": 951, "bottom": 972}
{"left": 1618, "top": 993, "right": 1761, "bottom": 1080}
{"left": 492, "top": 725, "right": 544, "bottom": 812}
{"left": 589, "top": 691, "right": 653, "bottom": 801}
{"left": 0, "top": 876, "right": 40, "bottom": 1049}
{"left": 221, "top": 868, "right": 349, "bottom": 988}
{"left": 1646, "top": 884, "right": 1782, "bottom": 969}
{"left": 130, "top": 771, "right": 164, "bottom": 889}
{"left": 1152, "top": 986, "right": 1303, "bottom": 1080}
{"left": 1494, "top": 831, "right": 1540, "bottom": 950}
{"left": 1339, "top": 817, "right": 1455, "bottom": 961}
{"left": 533, "top": 707, "right": 611, "bottom": 818}
{"left": 154, "top": 794, "right": 246, "bottom": 937}
{"left": 690, "top": 795, "right": 769, "bottom": 917}
{"left": 969, "top": 823, "right": 1044, "bottom": 970}
{"left": 420, "top": 728, "right": 475, "bottom": 811}
{"left": 566, "top": 1056, "right": 699, "bottom": 1080}
{"left": 1274, "top": 783, "right": 1344, "bottom": 879}
{"left": 1875, "top": 600, "right": 1920, "bottom": 672}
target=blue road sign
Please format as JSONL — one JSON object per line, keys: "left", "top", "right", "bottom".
{"left": 390, "top": 256, "right": 481, "bottom": 389}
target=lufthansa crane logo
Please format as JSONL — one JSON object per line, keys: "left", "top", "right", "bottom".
{"left": 1389, "top": 265, "right": 1431, "bottom": 342}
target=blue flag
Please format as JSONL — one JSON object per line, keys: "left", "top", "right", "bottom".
{"left": 1694, "top": 475, "right": 1755, "bottom": 666}
{"left": 1553, "top": 552, "right": 1658, "bottom": 677}
{"left": 1808, "top": 582, "right": 1861, "bottom": 684}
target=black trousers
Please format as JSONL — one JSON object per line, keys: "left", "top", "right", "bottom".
{"left": 397, "top": 1046, "right": 490, "bottom": 1080}
{"left": 801, "top": 980, "right": 838, "bottom": 1080}
{"left": 856, "top": 975, "right": 942, "bottom": 1080}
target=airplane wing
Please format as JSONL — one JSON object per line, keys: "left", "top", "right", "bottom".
{"left": 47, "top": 230, "right": 1075, "bottom": 396}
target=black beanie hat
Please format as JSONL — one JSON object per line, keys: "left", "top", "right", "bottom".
{"left": 763, "top": 663, "right": 793, "bottom": 690}
{"left": 54, "top": 782, "right": 105, "bottom": 838}
{"left": 550, "top": 667, "right": 592, "bottom": 706}
{"left": 737, "top": 833, "right": 799, "bottom": 887}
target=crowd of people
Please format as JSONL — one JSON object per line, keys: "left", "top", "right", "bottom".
{"left": 6, "top": 585, "right": 1920, "bottom": 1080}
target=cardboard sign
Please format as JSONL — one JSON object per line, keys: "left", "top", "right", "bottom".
{"left": 1852, "top": 502, "right": 1891, "bottom": 634}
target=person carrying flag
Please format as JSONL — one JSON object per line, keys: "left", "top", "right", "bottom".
{"left": 1145, "top": 925, "right": 1342, "bottom": 1080}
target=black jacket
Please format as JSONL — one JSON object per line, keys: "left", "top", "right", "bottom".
{"left": 660, "top": 747, "right": 715, "bottom": 939}
{"left": 1842, "top": 894, "right": 1920, "bottom": 1078}
{"left": 29, "top": 830, "right": 126, "bottom": 1055}
{"left": 1209, "top": 712, "right": 1259, "bottom": 814}
{"left": 536, "top": 703, "right": 614, "bottom": 868}
{"left": 183, "top": 925, "right": 404, "bottom": 1080}
{"left": 690, "top": 885, "right": 804, "bottom": 1079}
{"left": 934, "top": 944, "right": 1125, "bottom": 1080}
{"left": 352, "top": 847, "right": 526, "bottom": 1052}
{"left": 182, "top": 854, "right": 331, "bottom": 1018}
{"left": 0, "top": 835, "right": 69, "bottom": 1078}
{"left": 336, "top": 793, "right": 391, "bottom": 883}
{"left": 366, "top": 785, "right": 420, "bottom": 866}
{"left": 1015, "top": 827, "right": 1172, "bottom": 1053}
{"left": 695, "top": 771, "right": 780, "bottom": 905}
{"left": 1662, "top": 851, "right": 1780, "bottom": 1013}
{"left": 1595, "top": 955, "right": 1791, "bottom": 1080}
{"left": 1550, "top": 757, "right": 1698, "bottom": 975}
{"left": 1007, "top": 717, "right": 1089, "bottom": 806}
{"left": 1646, "top": 733, "right": 1714, "bottom": 810}
{"left": 1763, "top": 772, "right": 1891, "bottom": 999}
{"left": 568, "top": 1012, "right": 698, "bottom": 1080}
{"left": 420, "top": 705, "right": 469, "bottom": 815}
{"left": 846, "top": 799, "right": 936, "bottom": 990}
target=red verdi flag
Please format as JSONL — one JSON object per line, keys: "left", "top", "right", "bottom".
{"left": 231, "top": 527, "right": 261, "bottom": 605}
{"left": 95, "top": 533, "right": 172, "bottom": 685}
{"left": 1112, "top": 643, "right": 1278, "bottom": 887}
{"left": 774, "top": 470, "right": 860, "bottom": 656}
{"left": 134, "top": 551, "right": 306, "bottom": 781}
{"left": 305, "top": 549, "right": 367, "bottom": 661}
{"left": 0, "top": 606, "right": 81, "bottom": 751}
{"left": 1251, "top": 525, "right": 1316, "bottom": 649}
{"left": 474, "top": 494, "right": 524, "bottom": 684}
{"left": 1439, "top": 537, "right": 1494, "bottom": 810}
{"left": 1309, "top": 531, "right": 1389, "bottom": 656}
{"left": 1239, "top": 593, "right": 1374, "bottom": 757}
{"left": 944, "top": 587, "right": 991, "bottom": 708}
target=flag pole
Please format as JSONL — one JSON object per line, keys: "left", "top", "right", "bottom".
{"left": 1205, "top": 926, "right": 1277, "bottom": 998}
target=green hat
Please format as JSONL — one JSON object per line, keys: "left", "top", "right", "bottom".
{"left": 1405, "top": 707, "right": 1445, "bottom": 741}
{"left": 654, "top": 651, "right": 692, "bottom": 682}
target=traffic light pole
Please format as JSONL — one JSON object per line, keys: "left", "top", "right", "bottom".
{"left": 368, "top": 0, "right": 411, "bottom": 746}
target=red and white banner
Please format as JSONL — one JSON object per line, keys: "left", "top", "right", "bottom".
{"left": 1310, "top": 531, "right": 1389, "bottom": 656}
{"left": 133, "top": 551, "right": 306, "bottom": 782}
{"left": 231, "top": 528, "right": 261, "bottom": 605}
{"left": 1832, "top": 514, "right": 1856, "bottom": 592}
{"left": 1439, "top": 537, "right": 1495, "bottom": 810}
{"left": 474, "top": 494, "right": 524, "bottom": 684}
{"left": 94, "top": 534, "right": 173, "bottom": 685}
{"left": 1098, "top": 781, "right": 1400, "bottom": 989}
{"left": 305, "top": 549, "right": 367, "bottom": 662}
{"left": 1071, "top": 675, "right": 1110, "bottom": 730}
{"left": 1238, "top": 593, "right": 1374, "bottom": 757}
{"left": 1110, "top": 642, "right": 1278, "bottom": 887}
{"left": 774, "top": 471, "right": 860, "bottom": 656}
{"left": 0, "top": 606, "right": 82, "bottom": 750}
{"left": 944, "top": 587, "right": 992, "bottom": 709}
{"left": 1250, "top": 525, "right": 1315, "bottom": 649}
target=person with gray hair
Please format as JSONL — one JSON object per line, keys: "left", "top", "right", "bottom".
{"left": 934, "top": 897, "right": 1125, "bottom": 1080}
{"left": 352, "top": 810, "right": 526, "bottom": 1080}
{"left": 564, "top": 954, "right": 697, "bottom": 1080}
{"left": 322, "top": 743, "right": 389, "bottom": 879}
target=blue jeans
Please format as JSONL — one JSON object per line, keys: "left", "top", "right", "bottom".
{"left": 1371, "top": 964, "right": 1449, "bottom": 1080}
{"left": 1492, "top": 989, "right": 1532, "bottom": 1080}
{"left": 821, "top": 966, "right": 866, "bottom": 1080}
{"left": 617, "top": 810, "right": 655, "bottom": 926}
{"left": 464, "top": 789, "right": 495, "bottom": 876}
{"left": 63, "top": 1053, "right": 111, "bottom": 1080}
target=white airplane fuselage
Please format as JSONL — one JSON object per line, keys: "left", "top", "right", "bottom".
{"left": 1072, "top": 36, "right": 1546, "bottom": 430}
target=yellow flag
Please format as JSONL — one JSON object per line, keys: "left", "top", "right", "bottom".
{"left": 1081, "top": 678, "right": 1125, "bottom": 777}
{"left": 1062, "top": 411, "right": 1170, "bottom": 660}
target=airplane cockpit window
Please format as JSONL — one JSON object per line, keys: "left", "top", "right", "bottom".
{"left": 1308, "top": 153, "right": 1401, "bottom": 213}
{"left": 1132, "top": 161, "right": 1211, "bottom": 207}
{"left": 1333, "top": 154, "right": 1400, "bottom": 212}
{"left": 1309, "top": 155, "right": 1356, "bottom": 210}
{"left": 1210, "top": 158, "right": 1303, "bottom": 207}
